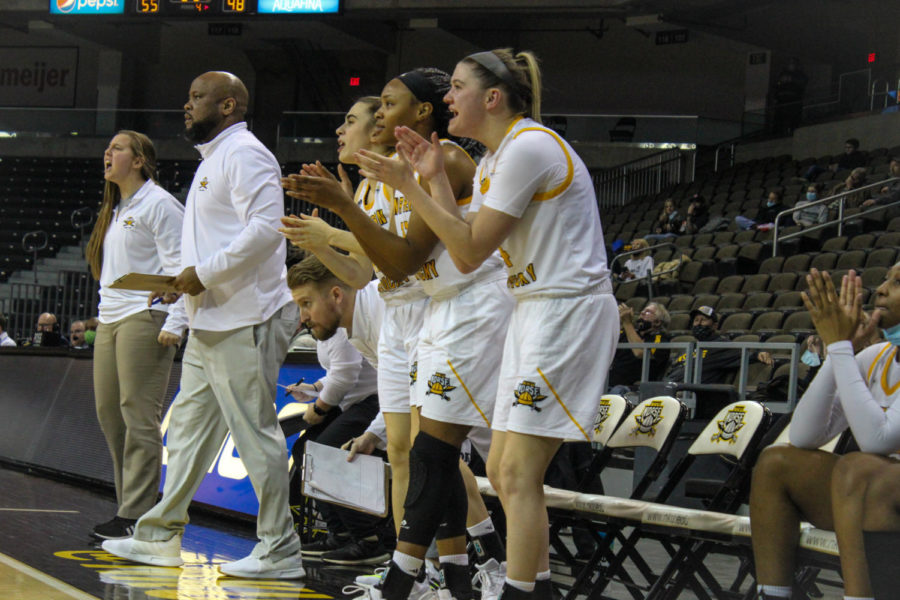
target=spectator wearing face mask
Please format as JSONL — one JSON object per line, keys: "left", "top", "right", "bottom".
{"left": 29, "top": 312, "right": 68, "bottom": 348}
{"left": 735, "top": 191, "right": 787, "bottom": 231}
{"left": 665, "top": 306, "right": 741, "bottom": 385}
{"left": 793, "top": 184, "right": 828, "bottom": 228}
{"left": 608, "top": 302, "right": 672, "bottom": 391}
{"left": 70, "top": 320, "right": 91, "bottom": 351}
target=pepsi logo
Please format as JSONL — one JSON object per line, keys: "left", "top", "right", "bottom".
{"left": 56, "top": 0, "right": 76, "bottom": 12}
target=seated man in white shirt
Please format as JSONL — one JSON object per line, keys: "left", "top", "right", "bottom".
{"left": 749, "top": 266, "right": 900, "bottom": 600}
{"left": 0, "top": 313, "right": 16, "bottom": 347}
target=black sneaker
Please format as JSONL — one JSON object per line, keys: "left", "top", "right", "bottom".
{"left": 91, "top": 516, "right": 136, "bottom": 540}
{"left": 301, "top": 532, "right": 351, "bottom": 558}
{"left": 321, "top": 536, "right": 391, "bottom": 566}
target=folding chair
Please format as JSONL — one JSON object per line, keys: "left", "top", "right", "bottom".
{"left": 565, "top": 396, "right": 689, "bottom": 600}
{"left": 636, "top": 401, "right": 773, "bottom": 599}
{"left": 547, "top": 395, "right": 634, "bottom": 569}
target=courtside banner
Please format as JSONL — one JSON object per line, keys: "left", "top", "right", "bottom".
{"left": 0, "top": 47, "right": 78, "bottom": 107}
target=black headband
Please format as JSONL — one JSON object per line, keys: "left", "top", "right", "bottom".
{"left": 396, "top": 70, "right": 445, "bottom": 111}
{"left": 466, "top": 51, "right": 519, "bottom": 90}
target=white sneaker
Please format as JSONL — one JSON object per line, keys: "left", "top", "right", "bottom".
{"left": 475, "top": 559, "right": 505, "bottom": 600}
{"left": 355, "top": 566, "right": 388, "bottom": 586}
{"left": 102, "top": 536, "right": 184, "bottom": 568}
{"left": 344, "top": 576, "right": 435, "bottom": 600}
{"left": 342, "top": 583, "right": 384, "bottom": 600}
{"left": 219, "top": 552, "right": 306, "bottom": 579}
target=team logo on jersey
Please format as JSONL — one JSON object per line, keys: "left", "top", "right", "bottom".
{"left": 409, "top": 361, "right": 417, "bottom": 387}
{"left": 631, "top": 400, "right": 665, "bottom": 436}
{"left": 199, "top": 177, "right": 209, "bottom": 191}
{"left": 480, "top": 175, "right": 491, "bottom": 195}
{"left": 426, "top": 372, "right": 456, "bottom": 401}
{"left": 711, "top": 405, "right": 746, "bottom": 444}
{"left": 513, "top": 380, "right": 547, "bottom": 412}
{"left": 122, "top": 216, "right": 136, "bottom": 230}
{"left": 593, "top": 399, "right": 612, "bottom": 437}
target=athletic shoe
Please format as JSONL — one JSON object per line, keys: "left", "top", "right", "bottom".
{"left": 475, "top": 559, "right": 505, "bottom": 600}
{"left": 355, "top": 566, "right": 389, "bottom": 586}
{"left": 102, "top": 535, "right": 184, "bottom": 567}
{"left": 344, "top": 576, "right": 435, "bottom": 600}
{"left": 321, "top": 537, "right": 391, "bottom": 566}
{"left": 92, "top": 516, "right": 136, "bottom": 540}
{"left": 343, "top": 584, "right": 385, "bottom": 600}
{"left": 302, "top": 532, "right": 351, "bottom": 558}
{"left": 218, "top": 552, "right": 306, "bottom": 579}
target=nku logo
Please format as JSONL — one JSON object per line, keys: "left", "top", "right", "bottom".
{"left": 52, "top": 0, "right": 124, "bottom": 15}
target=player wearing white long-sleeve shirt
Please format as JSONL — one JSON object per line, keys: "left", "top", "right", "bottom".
{"left": 750, "top": 267, "right": 900, "bottom": 600}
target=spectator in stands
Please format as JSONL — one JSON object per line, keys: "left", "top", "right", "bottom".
{"left": 86, "top": 130, "right": 187, "bottom": 541}
{"left": 752, "top": 335, "right": 825, "bottom": 404}
{"left": 792, "top": 183, "right": 828, "bottom": 227}
{"left": 750, "top": 267, "right": 900, "bottom": 600}
{"left": 0, "top": 313, "right": 15, "bottom": 347}
{"left": 31, "top": 312, "right": 67, "bottom": 347}
{"left": 830, "top": 166, "right": 870, "bottom": 208}
{"left": 735, "top": 191, "right": 787, "bottom": 230}
{"left": 831, "top": 138, "right": 867, "bottom": 172}
{"left": 69, "top": 320, "right": 90, "bottom": 350}
{"left": 679, "top": 193, "right": 708, "bottom": 234}
{"left": 103, "top": 71, "right": 304, "bottom": 580}
{"left": 646, "top": 198, "right": 680, "bottom": 239}
{"left": 862, "top": 157, "right": 900, "bottom": 208}
{"left": 664, "top": 306, "right": 740, "bottom": 385}
{"left": 619, "top": 238, "right": 653, "bottom": 281}
{"left": 607, "top": 302, "right": 672, "bottom": 391}
{"left": 804, "top": 138, "right": 867, "bottom": 181}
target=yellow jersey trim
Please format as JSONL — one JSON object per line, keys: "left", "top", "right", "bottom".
{"left": 867, "top": 344, "right": 892, "bottom": 384}
{"left": 512, "top": 126, "right": 574, "bottom": 202}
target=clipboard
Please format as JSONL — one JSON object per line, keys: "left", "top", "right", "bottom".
{"left": 301, "top": 441, "right": 389, "bottom": 517}
{"left": 109, "top": 273, "right": 177, "bottom": 293}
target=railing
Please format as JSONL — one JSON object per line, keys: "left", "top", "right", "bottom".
{"left": 71, "top": 207, "right": 94, "bottom": 255}
{"left": 619, "top": 340, "right": 802, "bottom": 413}
{"left": 610, "top": 241, "right": 681, "bottom": 299}
{"left": 4, "top": 269, "right": 97, "bottom": 343}
{"left": 21, "top": 231, "right": 48, "bottom": 285}
{"left": 0, "top": 107, "right": 188, "bottom": 140}
{"left": 771, "top": 177, "right": 899, "bottom": 256}
{"left": 593, "top": 147, "right": 696, "bottom": 209}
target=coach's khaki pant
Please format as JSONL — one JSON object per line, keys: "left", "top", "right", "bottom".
{"left": 133, "top": 303, "right": 301, "bottom": 561}
{"left": 94, "top": 310, "right": 176, "bottom": 519}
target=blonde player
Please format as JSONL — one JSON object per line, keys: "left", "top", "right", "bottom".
{"left": 355, "top": 49, "right": 618, "bottom": 600}
{"left": 283, "top": 69, "right": 508, "bottom": 600}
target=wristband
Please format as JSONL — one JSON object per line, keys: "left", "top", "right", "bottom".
{"left": 312, "top": 403, "right": 329, "bottom": 416}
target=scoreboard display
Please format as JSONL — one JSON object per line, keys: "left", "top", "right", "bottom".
{"left": 50, "top": 0, "right": 341, "bottom": 15}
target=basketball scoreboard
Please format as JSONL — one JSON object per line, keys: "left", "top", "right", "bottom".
{"left": 50, "top": 0, "right": 341, "bottom": 16}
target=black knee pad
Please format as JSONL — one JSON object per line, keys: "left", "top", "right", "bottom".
{"left": 400, "top": 432, "right": 460, "bottom": 547}
{"left": 436, "top": 464, "right": 467, "bottom": 540}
